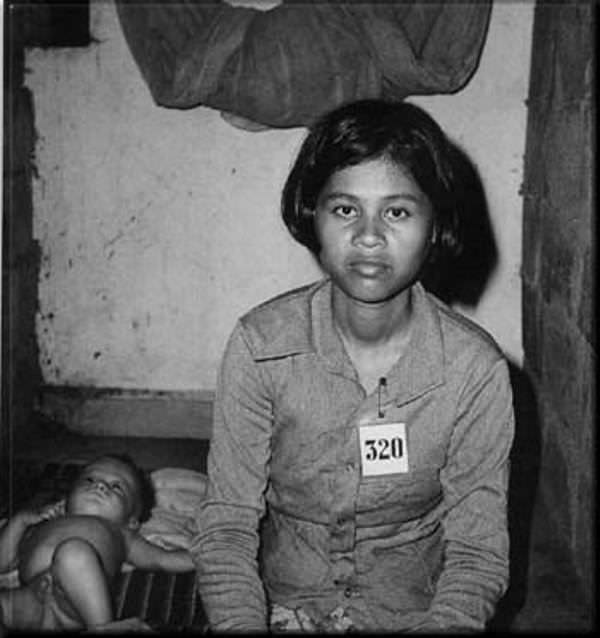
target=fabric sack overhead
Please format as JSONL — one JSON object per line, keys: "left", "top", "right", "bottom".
{"left": 115, "top": 0, "right": 492, "bottom": 129}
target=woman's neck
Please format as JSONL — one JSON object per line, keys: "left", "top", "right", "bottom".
{"left": 331, "top": 286, "right": 414, "bottom": 394}
{"left": 332, "top": 286, "right": 413, "bottom": 347}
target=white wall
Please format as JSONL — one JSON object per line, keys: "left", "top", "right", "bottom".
{"left": 26, "top": 1, "right": 533, "bottom": 393}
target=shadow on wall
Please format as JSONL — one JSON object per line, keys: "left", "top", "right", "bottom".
{"left": 415, "top": 144, "right": 543, "bottom": 626}
{"left": 423, "top": 145, "right": 544, "bottom": 627}
{"left": 489, "top": 362, "right": 542, "bottom": 630}
{"left": 422, "top": 140, "right": 498, "bottom": 308}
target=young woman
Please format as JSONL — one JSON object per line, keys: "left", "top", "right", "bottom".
{"left": 192, "top": 99, "right": 515, "bottom": 633}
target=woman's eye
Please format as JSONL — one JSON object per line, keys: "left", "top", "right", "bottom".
{"left": 332, "top": 204, "right": 357, "bottom": 219}
{"left": 384, "top": 207, "right": 409, "bottom": 221}
{"left": 111, "top": 483, "right": 124, "bottom": 493}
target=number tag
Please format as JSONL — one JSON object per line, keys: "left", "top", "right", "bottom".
{"left": 358, "top": 422, "right": 408, "bottom": 476}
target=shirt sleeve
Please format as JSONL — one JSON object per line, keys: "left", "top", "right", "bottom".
{"left": 190, "top": 323, "right": 273, "bottom": 631}
{"left": 416, "top": 357, "right": 515, "bottom": 632}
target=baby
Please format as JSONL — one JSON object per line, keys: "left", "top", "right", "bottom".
{"left": 0, "top": 454, "right": 195, "bottom": 631}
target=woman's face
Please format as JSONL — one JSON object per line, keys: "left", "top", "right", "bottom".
{"left": 314, "top": 157, "right": 435, "bottom": 305}
{"left": 66, "top": 458, "right": 140, "bottom": 528}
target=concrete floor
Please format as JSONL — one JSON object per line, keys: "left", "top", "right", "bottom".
{"left": 5, "top": 416, "right": 594, "bottom": 633}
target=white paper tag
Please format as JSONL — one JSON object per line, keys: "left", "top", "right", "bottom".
{"left": 358, "top": 421, "right": 408, "bottom": 476}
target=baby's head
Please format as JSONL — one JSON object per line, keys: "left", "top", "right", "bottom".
{"left": 66, "top": 454, "right": 155, "bottom": 529}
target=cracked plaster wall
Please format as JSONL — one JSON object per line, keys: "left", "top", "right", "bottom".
{"left": 26, "top": 1, "right": 533, "bottom": 392}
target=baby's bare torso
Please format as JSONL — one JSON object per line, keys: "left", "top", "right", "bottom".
{"left": 18, "top": 515, "right": 128, "bottom": 584}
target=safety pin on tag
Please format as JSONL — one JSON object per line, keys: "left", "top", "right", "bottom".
{"left": 377, "top": 377, "right": 386, "bottom": 418}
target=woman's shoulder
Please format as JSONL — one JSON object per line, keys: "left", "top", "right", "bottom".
{"left": 235, "top": 279, "right": 326, "bottom": 358}
{"left": 425, "top": 289, "right": 505, "bottom": 364}
{"left": 238, "top": 279, "right": 323, "bottom": 335}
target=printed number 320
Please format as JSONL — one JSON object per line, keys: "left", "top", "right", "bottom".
{"left": 364, "top": 437, "right": 403, "bottom": 461}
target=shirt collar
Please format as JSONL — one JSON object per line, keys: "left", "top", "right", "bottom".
{"left": 250, "top": 280, "right": 322, "bottom": 360}
{"left": 313, "top": 280, "right": 445, "bottom": 404}
{"left": 386, "top": 283, "right": 445, "bottom": 406}
{"left": 252, "top": 278, "right": 445, "bottom": 404}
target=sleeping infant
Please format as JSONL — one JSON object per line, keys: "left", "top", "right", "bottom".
{"left": 0, "top": 454, "right": 195, "bottom": 632}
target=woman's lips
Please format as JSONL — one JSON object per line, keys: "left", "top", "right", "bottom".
{"left": 348, "top": 259, "right": 389, "bottom": 277}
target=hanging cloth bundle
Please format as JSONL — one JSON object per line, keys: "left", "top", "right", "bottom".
{"left": 115, "top": 0, "right": 492, "bottom": 129}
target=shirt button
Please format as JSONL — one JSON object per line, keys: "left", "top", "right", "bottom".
{"left": 344, "top": 587, "right": 353, "bottom": 598}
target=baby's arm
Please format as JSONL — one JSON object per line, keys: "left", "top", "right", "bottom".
{"left": 0, "top": 510, "right": 44, "bottom": 572}
{"left": 126, "top": 533, "right": 195, "bottom": 572}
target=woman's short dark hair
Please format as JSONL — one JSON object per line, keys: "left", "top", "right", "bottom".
{"left": 281, "top": 99, "right": 464, "bottom": 268}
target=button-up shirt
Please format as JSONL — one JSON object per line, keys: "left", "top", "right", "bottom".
{"left": 192, "top": 279, "right": 514, "bottom": 632}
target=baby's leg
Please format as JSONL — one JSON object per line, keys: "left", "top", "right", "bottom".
{"left": 50, "top": 538, "right": 114, "bottom": 628}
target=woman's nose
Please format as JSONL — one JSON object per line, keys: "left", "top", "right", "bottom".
{"left": 353, "top": 214, "right": 385, "bottom": 248}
